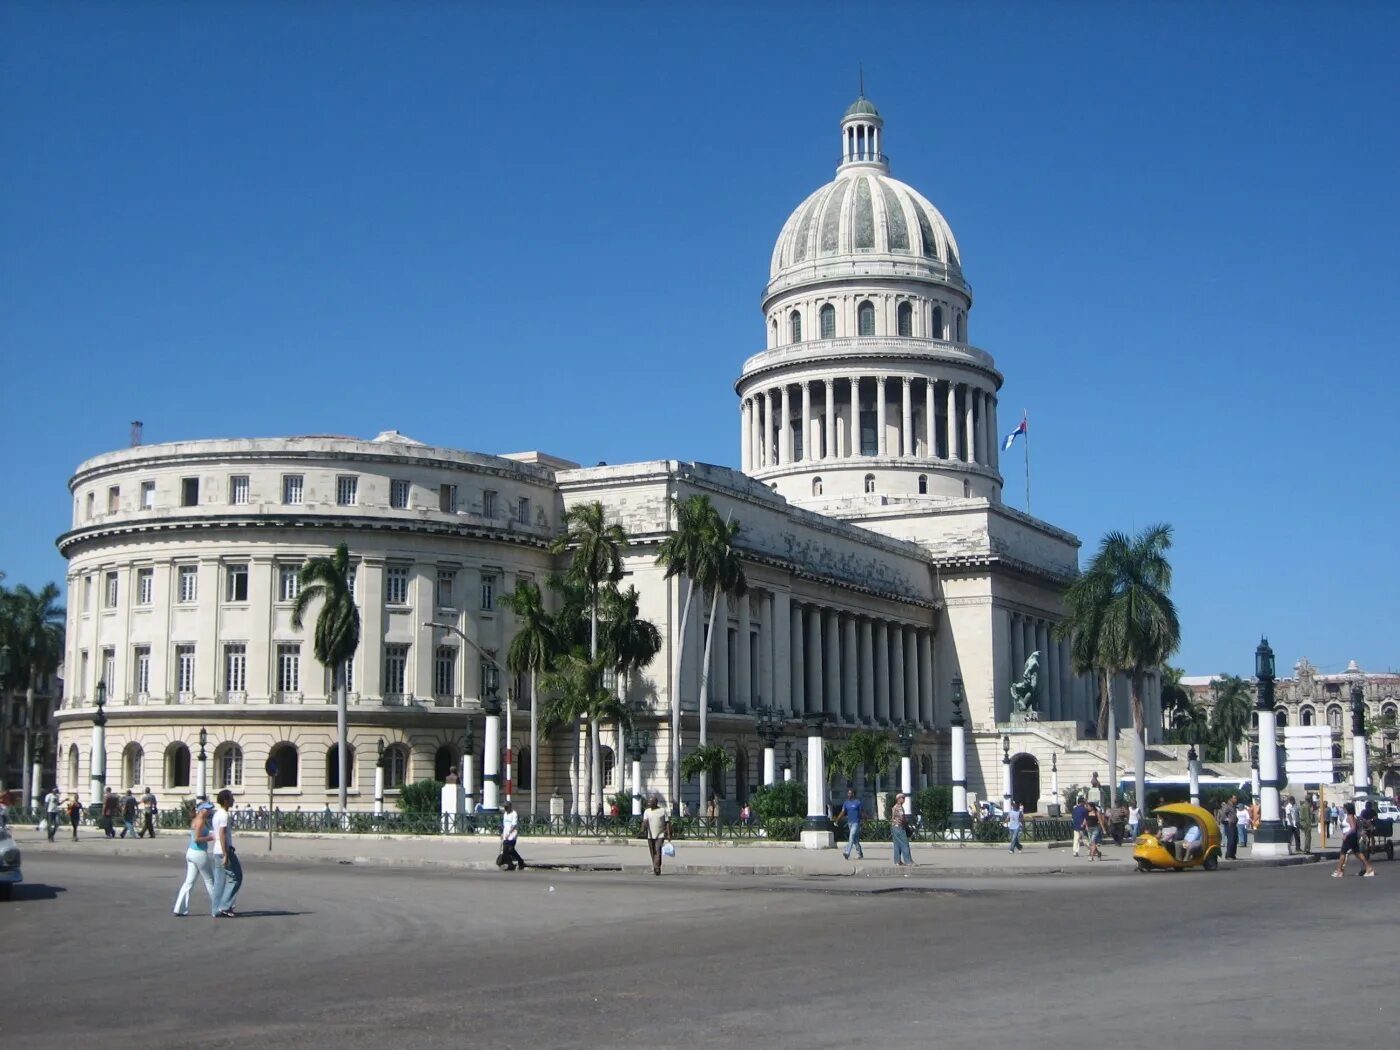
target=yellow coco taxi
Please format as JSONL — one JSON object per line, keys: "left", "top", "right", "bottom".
{"left": 1133, "top": 803, "right": 1222, "bottom": 872}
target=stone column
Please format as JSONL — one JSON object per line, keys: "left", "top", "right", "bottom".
{"left": 848, "top": 376, "right": 861, "bottom": 457}
{"left": 1046, "top": 628, "right": 1061, "bottom": 720}
{"left": 790, "top": 605, "right": 805, "bottom": 716}
{"left": 824, "top": 378, "right": 836, "bottom": 460}
{"left": 762, "top": 391, "right": 775, "bottom": 468}
{"left": 875, "top": 377, "right": 888, "bottom": 455}
{"left": 802, "top": 717, "right": 834, "bottom": 848}
{"left": 924, "top": 378, "right": 935, "bottom": 457}
{"left": 901, "top": 376, "right": 913, "bottom": 457}
{"left": 736, "top": 591, "right": 751, "bottom": 712}
{"left": 859, "top": 618, "right": 875, "bottom": 724}
{"left": 874, "top": 621, "right": 890, "bottom": 724}
{"left": 988, "top": 395, "right": 1000, "bottom": 473}
{"left": 763, "top": 745, "right": 776, "bottom": 786}
{"left": 1009, "top": 612, "right": 1023, "bottom": 687}
{"left": 482, "top": 704, "right": 501, "bottom": 812}
{"left": 919, "top": 630, "right": 934, "bottom": 726}
{"left": 824, "top": 610, "right": 840, "bottom": 720}
{"left": 903, "top": 626, "right": 918, "bottom": 725}
{"left": 842, "top": 615, "right": 858, "bottom": 724}
{"left": 946, "top": 381, "right": 958, "bottom": 460}
{"left": 1035, "top": 620, "right": 1049, "bottom": 713}
{"left": 800, "top": 380, "right": 812, "bottom": 462}
{"left": 964, "top": 387, "right": 977, "bottom": 465}
{"left": 713, "top": 603, "right": 729, "bottom": 712}
{"left": 889, "top": 623, "right": 906, "bottom": 723}
{"left": 741, "top": 399, "right": 752, "bottom": 471}
{"left": 806, "top": 605, "right": 824, "bottom": 718}
{"left": 771, "top": 590, "right": 788, "bottom": 716}
{"left": 779, "top": 385, "right": 792, "bottom": 465}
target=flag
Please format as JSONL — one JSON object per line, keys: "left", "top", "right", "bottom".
{"left": 1002, "top": 415, "right": 1027, "bottom": 451}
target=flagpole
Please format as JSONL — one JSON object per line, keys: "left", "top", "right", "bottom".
{"left": 1023, "top": 409, "right": 1031, "bottom": 515}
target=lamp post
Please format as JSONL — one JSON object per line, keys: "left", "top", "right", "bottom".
{"left": 0, "top": 644, "right": 12, "bottom": 792}
{"left": 374, "top": 738, "right": 386, "bottom": 817}
{"left": 1249, "top": 733, "right": 1260, "bottom": 801}
{"left": 90, "top": 680, "right": 108, "bottom": 806}
{"left": 457, "top": 717, "right": 475, "bottom": 813}
{"left": 949, "top": 676, "right": 971, "bottom": 834}
{"left": 896, "top": 720, "right": 916, "bottom": 816}
{"left": 1187, "top": 739, "right": 1201, "bottom": 807}
{"left": 31, "top": 728, "right": 47, "bottom": 810}
{"left": 782, "top": 741, "right": 793, "bottom": 783}
{"left": 1002, "top": 734, "right": 1013, "bottom": 813}
{"left": 755, "top": 703, "right": 783, "bottom": 786}
{"left": 196, "top": 726, "right": 209, "bottom": 799}
{"left": 800, "top": 714, "right": 835, "bottom": 849}
{"left": 1251, "top": 637, "right": 1289, "bottom": 857}
{"left": 624, "top": 725, "right": 649, "bottom": 816}
{"left": 1350, "top": 665, "right": 1369, "bottom": 801}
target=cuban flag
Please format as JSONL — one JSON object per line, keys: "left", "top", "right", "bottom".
{"left": 1002, "top": 415, "right": 1027, "bottom": 451}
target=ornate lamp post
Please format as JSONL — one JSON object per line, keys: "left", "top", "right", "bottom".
{"left": 90, "top": 680, "right": 108, "bottom": 806}
{"left": 1248, "top": 731, "right": 1260, "bottom": 801}
{"left": 461, "top": 719, "right": 477, "bottom": 812}
{"left": 196, "top": 726, "right": 209, "bottom": 799}
{"left": 896, "top": 721, "right": 916, "bottom": 816}
{"left": 1002, "top": 734, "right": 1013, "bottom": 813}
{"left": 755, "top": 703, "right": 783, "bottom": 786}
{"left": 1350, "top": 664, "right": 1369, "bottom": 801}
{"left": 1050, "top": 753, "right": 1060, "bottom": 813}
{"left": 0, "top": 644, "right": 13, "bottom": 792}
{"left": 949, "top": 676, "right": 970, "bottom": 834}
{"left": 31, "top": 728, "right": 48, "bottom": 809}
{"left": 800, "top": 714, "right": 834, "bottom": 849}
{"left": 1251, "top": 637, "right": 1289, "bottom": 857}
{"left": 624, "top": 725, "right": 650, "bottom": 816}
{"left": 782, "top": 741, "right": 793, "bottom": 783}
{"left": 480, "top": 662, "right": 502, "bottom": 812}
{"left": 1187, "top": 737, "right": 1201, "bottom": 808}
{"left": 374, "top": 738, "right": 386, "bottom": 817}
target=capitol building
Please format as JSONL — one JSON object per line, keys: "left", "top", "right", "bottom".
{"left": 54, "top": 96, "right": 1159, "bottom": 816}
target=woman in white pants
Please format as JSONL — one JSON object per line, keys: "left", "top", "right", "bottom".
{"left": 173, "top": 801, "right": 216, "bottom": 916}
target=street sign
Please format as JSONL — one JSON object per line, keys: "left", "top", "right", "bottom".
{"left": 1283, "top": 726, "right": 1333, "bottom": 786}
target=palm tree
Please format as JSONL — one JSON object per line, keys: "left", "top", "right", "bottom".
{"left": 1159, "top": 665, "right": 1191, "bottom": 732}
{"left": 551, "top": 501, "right": 627, "bottom": 814}
{"left": 841, "top": 730, "right": 900, "bottom": 805}
{"left": 1059, "top": 564, "right": 1118, "bottom": 805}
{"left": 6, "top": 583, "right": 65, "bottom": 801}
{"left": 1210, "top": 674, "right": 1254, "bottom": 763}
{"left": 540, "top": 651, "right": 610, "bottom": 814}
{"left": 600, "top": 584, "right": 661, "bottom": 803}
{"left": 291, "top": 543, "right": 361, "bottom": 815}
{"left": 692, "top": 508, "right": 747, "bottom": 810}
{"left": 680, "top": 743, "right": 734, "bottom": 816}
{"left": 501, "top": 579, "right": 556, "bottom": 818}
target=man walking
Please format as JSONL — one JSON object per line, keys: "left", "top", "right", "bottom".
{"left": 642, "top": 795, "right": 670, "bottom": 876}
{"left": 1007, "top": 800, "right": 1024, "bottom": 853}
{"left": 101, "top": 789, "right": 119, "bottom": 838}
{"left": 1071, "top": 796, "right": 1088, "bottom": 857}
{"left": 499, "top": 801, "right": 525, "bottom": 871}
{"left": 139, "top": 787, "right": 158, "bottom": 838}
{"left": 1221, "top": 795, "right": 1239, "bottom": 860}
{"left": 120, "top": 789, "right": 138, "bottom": 838}
{"left": 1298, "top": 795, "right": 1314, "bottom": 854}
{"left": 836, "top": 788, "right": 864, "bottom": 861}
{"left": 211, "top": 789, "right": 242, "bottom": 917}
{"left": 44, "top": 788, "right": 61, "bottom": 842}
{"left": 1284, "top": 795, "right": 1299, "bottom": 855}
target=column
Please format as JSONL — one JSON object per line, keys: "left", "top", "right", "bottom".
{"left": 823, "top": 378, "right": 836, "bottom": 460}
{"left": 763, "top": 745, "right": 776, "bottom": 786}
{"left": 772, "top": 590, "right": 789, "bottom": 716}
{"left": 859, "top": 618, "right": 875, "bottom": 724}
{"left": 875, "top": 376, "right": 888, "bottom": 455}
{"left": 806, "top": 605, "right": 824, "bottom": 718}
{"left": 890, "top": 624, "right": 907, "bottom": 722}
{"left": 736, "top": 591, "right": 751, "bottom": 712}
{"left": 712, "top": 602, "right": 729, "bottom": 711}
{"left": 779, "top": 385, "right": 792, "bottom": 465}
{"left": 903, "top": 626, "right": 918, "bottom": 725}
{"left": 88, "top": 719, "right": 105, "bottom": 805}
{"left": 803, "top": 719, "right": 834, "bottom": 848}
{"left": 1046, "top": 628, "right": 1061, "bottom": 721}
{"left": 741, "top": 399, "right": 752, "bottom": 472}
{"left": 765, "top": 390, "right": 778, "bottom": 468}
{"left": 918, "top": 630, "right": 934, "bottom": 726}
{"left": 950, "top": 710, "right": 970, "bottom": 833}
{"left": 988, "top": 395, "right": 1000, "bottom": 473}
{"left": 924, "top": 379, "right": 935, "bottom": 457}
{"left": 847, "top": 376, "right": 861, "bottom": 457}
{"left": 1254, "top": 699, "right": 1288, "bottom": 857}
{"left": 824, "top": 610, "right": 840, "bottom": 720}
{"left": 482, "top": 707, "right": 501, "bottom": 811}
{"left": 874, "top": 621, "right": 890, "bottom": 724}
{"left": 946, "top": 381, "right": 958, "bottom": 460}
{"left": 790, "top": 605, "right": 805, "bottom": 716}
{"left": 901, "top": 376, "right": 913, "bottom": 457}
{"left": 1009, "top": 612, "right": 1023, "bottom": 687}
{"left": 964, "top": 387, "right": 977, "bottom": 465}
{"left": 800, "top": 380, "right": 812, "bottom": 462}
{"left": 841, "top": 615, "right": 857, "bottom": 724}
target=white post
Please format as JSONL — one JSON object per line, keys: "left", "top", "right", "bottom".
{"left": 1050, "top": 758, "right": 1060, "bottom": 810}
{"left": 1002, "top": 753, "right": 1012, "bottom": 812}
{"left": 374, "top": 763, "right": 385, "bottom": 816}
{"left": 783, "top": 764, "right": 793, "bottom": 782}
{"left": 505, "top": 692, "right": 514, "bottom": 804}
{"left": 1352, "top": 708, "right": 1370, "bottom": 801}
{"left": 89, "top": 724, "right": 106, "bottom": 807}
{"left": 483, "top": 709, "right": 501, "bottom": 812}
{"left": 800, "top": 720, "right": 834, "bottom": 849}
{"left": 950, "top": 693, "right": 970, "bottom": 837}
{"left": 29, "top": 752, "right": 42, "bottom": 810}
{"left": 1253, "top": 711, "right": 1288, "bottom": 857}
{"left": 196, "top": 752, "right": 208, "bottom": 801}
{"left": 439, "top": 776, "right": 466, "bottom": 834}
{"left": 462, "top": 753, "right": 476, "bottom": 812}
{"left": 630, "top": 757, "right": 642, "bottom": 816}
{"left": 900, "top": 754, "right": 913, "bottom": 813}
{"left": 763, "top": 746, "right": 776, "bottom": 786}
{"left": 1188, "top": 747, "right": 1201, "bottom": 807}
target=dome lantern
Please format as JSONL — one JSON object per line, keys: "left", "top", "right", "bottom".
{"left": 839, "top": 94, "right": 887, "bottom": 173}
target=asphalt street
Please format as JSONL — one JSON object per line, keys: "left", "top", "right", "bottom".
{"left": 3, "top": 851, "right": 1396, "bottom": 1049}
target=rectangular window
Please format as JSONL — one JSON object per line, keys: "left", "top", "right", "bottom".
{"left": 385, "top": 566, "right": 410, "bottom": 605}
{"left": 434, "top": 647, "right": 457, "bottom": 698}
{"left": 436, "top": 569, "right": 456, "bottom": 608}
{"left": 278, "top": 565, "right": 301, "bottom": 603}
{"left": 225, "top": 564, "right": 249, "bottom": 602}
{"left": 390, "top": 479, "right": 411, "bottom": 509}
{"left": 86, "top": 491, "right": 95, "bottom": 518}
{"left": 860, "top": 410, "right": 877, "bottom": 456}
{"left": 133, "top": 646, "right": 151, "bottom": 696}
{"left": 176, "top": 644, "right": 196, "bottom": 694}
{"left": 480, "top": 573, "right": 496, "bottom": 611}
{"left": 517, "top": 496, "right": 530, "bottom": 523}
{"left": 276, "top": 643, "right": 300, "bottom": 694}
{"left": 101, "top": 648, "right": 116, "bottom": 694}
{"left": 83, "top": 575, "right": 93, "bottom": 610}
{"left": 224, "top": 643, "right": 247, "bottom": 693}
{"left": 79, "top": 650, "right": 89, "bottom": 698}
{"left": 229, "top": 475, "right": 250, "bottom": 505}
{"left": 181, "top": 477, "right": 199, "bottom": 507}
{"left": 335, "top": 475, "right": 358, "bottom": 506}
{"left": 178, "top": 565, "right": 198, "bottom": 603}
{"left": 140, "top": 480, "right": 156, "bottom": 509}
{"left": 438, "top": 483, "right": 456, "bottom": 512}
{"left": 107, "top": 486, "right": 120, "bottom": 513}
{"left": 104, "top": 571, "right": 119, "bottom": 609}
{"left": 384, "top": 644, "right": 409, "bottom": 695}
{"left": 282, "top": 474, "right": 304, "bottom": 505}
{"left": 136, "top": 567, "right": 154, "bottom": 606}
{"left": 482, "top": 490, "right": 497, "bottom": 519}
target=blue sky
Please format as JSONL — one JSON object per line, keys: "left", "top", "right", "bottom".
{"left": 3, "top": 2, "right": 1396, "bottom": 677}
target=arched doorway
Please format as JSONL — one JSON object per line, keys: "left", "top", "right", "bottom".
{"left": 1011, "top": 753, "right": 1040, "bottom": 813}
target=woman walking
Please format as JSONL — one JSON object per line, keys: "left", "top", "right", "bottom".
{"left": 66, "top": 795, "right": 82, "bottom": 840}
{"left": 1332, "top": 802, "right": 1376, "bottom": 878}
{"left": 1086, "top": 803, "right": 1106, "bottom": 860}
{"left": 891, "top": 793, "right": 914, "bottom": 868}
{"left": 173, "top": 801, "right": 216, "bottom": 915}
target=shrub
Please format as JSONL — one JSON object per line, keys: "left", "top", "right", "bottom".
{"left": 973, "top": 819, "right": 1008, "bottom": 843}
{"left": 608, "top": 791, "right": 632, "bottom": 815}
{"left": 761, "top": 816, "right": 802, "bottom": 841}
{"left": 397, "top": 779, "right": 443, "bottom": 815}
{"left": 750, "top": 780, "right": 804, "bottom": 821}
{"left": 914, "top": 786, "right": 952, "bottom": 822}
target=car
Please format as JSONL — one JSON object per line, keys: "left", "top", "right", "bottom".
{"left": 0, "top": 825, "right": 21, "bottom": 900}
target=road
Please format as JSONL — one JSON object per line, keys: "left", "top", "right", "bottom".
{"left": 3, "top": 852, "right": 1396, "bottom": 1048}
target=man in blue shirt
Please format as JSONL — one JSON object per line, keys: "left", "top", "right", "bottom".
{"left": 836, "top": 789, "right": 864, "bottom": 860}
{"left": 1071, "top": 798, "right": 1088, "bottom": 857}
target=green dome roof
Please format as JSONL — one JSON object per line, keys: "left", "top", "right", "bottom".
{"left": 844, "top": 95, "right": 881, "bottom": 118}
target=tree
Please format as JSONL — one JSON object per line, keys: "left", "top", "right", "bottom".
{"left": 540, "top": 651, "right": 610, "bottom": 816}
{"left": 291, "top": 543, "right": 361, "bottom": 815}
{"left": 501, "top": 579, "right": 557, "bottom": 819}
{"left": 2, "top": 582, "right": 65, "bottom": 799}
{"left": 599, "top": 584, "right": 661, "bottom": 804}
{"left": 680, "top": 743, "right": 734, "bottom": 808}
{"left": 691, "top": 507, "right": 747, "bottom": 810}
{"left": 1058, "top": 563, "right": 1118, "bottom": 804}
{"left": 1210, "top": 674, "right": 1254, "bottom": 763}
{"left": 840, "top": 730, "right": 900, "bottom": 804}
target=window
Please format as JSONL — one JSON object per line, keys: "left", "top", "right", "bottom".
{"left": 390, "top": 479, "right": 411, "bottom": 509}
{"left": 601, "top": 745, "right": 616, "bottom": 788}
{"left": 517, "top": 496, "right": 530, "bottom": 523}
{"left": 167, "top": 743, "right": 191, "bottom": 789}
{"left": 1276, "top": 709, "right": 1288, "bottom": 727}
{"left": 175, "top": 644, "right": 196, "bottom": 694}
{"left": 864, "top": 473, "right": 876, "bottom": 494}
{"left": 276, "top": 643, "right": 301, "bottom": 694}
{"left": 516, "top": 746, "right": 532, "bottom": 789}
{"left": 812, "top": 476, "right": 823, "bottom": 496}
{"left": 858, "top": 300, "right": 875, "bottom": 336}
{"left": 282, "top": 474, "right": 304, "bottom": 505}
{"left": 434, "top": 647, "right": 457, "bottom": 698}
{"left": 820, "top": 303, "right": 836, "bottom": 338}
{"left": 482, "top": 490, "right": 497, "bottom": 519}
{"left": 181, "top": 477, "right": 200, "bottom": 506}
{"left": 177, "top": 565, "right": 198, "bottom": 603}
{"left": 79, "top": 650, "right": 89, "bottom": 697}
{"left": 268, "top": 743, "right": 299, "bottom": 788}
{"left": 384, "top": 745, "right": 408, "bottom": 789}
{"left": 434, "top": 745, "right": 457, "bottom": 782}
{"left": 918, "top": 474, "right": 928, "bottom": 494}
{"left": 229, "top": 475, "right": 250, "bottom": 505}
{"left": 480, "top": 573, "right": 496, "bottom": 611}
{"left": 963, "top": 479, "right": 971, "bottom": 498}
{"left": 83, "top": 575, "right": 93, "bottom": 610}
{"left": 107, "top": 486, "right": 120, "bottom": 513}
{"left": 386, "top": 566, "right": 409, "bottom": 605}
{"left": 218, "top": 744, "right": 243, "bottom": 788}
{"left": 439, "top": 484, "right": 457, "bottom": 512}
{"left": 326, "top": 744, "right": 355, "bottom": 789}
{"left": 789, "top": 310, "right": 802, "bottom": 342}
{"left": 897, "top": 301, "right": 913, "bottom": 337}
{"left": 86, "top": 491, "right": 95, "bottom": 518}
{"left": 384, "top": 644, "right": 409, "bottom": 695}
{"left": 104, "top": 571, "right": 119, "bottom": 609}
{"left": 225, "top": 564, "right": 249, "bottom": 602}
{"left": 1300, "top": 706, "right": 1315, "bottom": 727}
{"left": 68, "top": 745, "right": 79, "bottom": 790}
{"left": 1327, "top": 705, "right": 1343, "bottom": 729}
{"left": 335, "top": 475, "right": 358, "bottom": 506}
{"left": 133, "top": 645, "right": 151, "bottom": 695}
{"left": 956, "top": 312, "right": 967, "bottom": 342}
{"left": 933, "top": 305, "right": 945, "bottom": 339}
{"left": 101, "top": 648, "right": 116, "bottom": 695}
{"left": 140, "top": 480, "right": 156, "bottom": 509}
{"left": 224, "top": 643, "right": 247, "bottom": 693}
{"left": 436, "top": 569, "right": 456, "bottom": 608}
{"left": 278, "top": 565, "right": 301, "bottom": 602}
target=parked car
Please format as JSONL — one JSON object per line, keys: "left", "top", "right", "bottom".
{"left": 0, "top": 826, "right": 21, "bottom": 900}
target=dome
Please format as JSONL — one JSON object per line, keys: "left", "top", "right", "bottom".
{"left": 844, "top": 95, "right": 881, "bottom": 118}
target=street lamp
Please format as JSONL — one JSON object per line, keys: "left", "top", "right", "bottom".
{"left": 461, "top": 719, "right": 477, "bottom": 811}
{"left": 196, "top": 726, "right": 208, "bottom": 799}
{"left": 1187, "top": 737, "right": 1201, "bottom": 807}
{"left": 624, "top": 724, "right": 650, "bottom": 816}
{"left": 1349, "top": 661, "right": 1369, "bottom": 800}
{"left": 755, "top": 703, "right": 784, "bottom": 786}
{"left": 90, "top": 680, "right": 108, "bottom": 805}
{"left": 425, "top": 621, "right": 503, "bottom": 812}
{"left": 374, "top": 738, "right": 386, "bottom": 817}
{"left": 949, "top": 675, "right": 970, "bottom": 833}
{"left": 1250, "top": 636, "right": 1289, "bottom": 857}
{"left": 896, "top": 721, "right": 916, "bottom": 814}
{"left": 1002, "top": 733, "right": 1012, "bottom": 812}
{"left": 801, "top": 714, "right": 834, "bottom": 849}
{"left": 782, "top": 740, "right": 793, "bottom": 783}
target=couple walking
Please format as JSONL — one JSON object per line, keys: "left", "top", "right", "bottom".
{"left": 173, "top": 789, "right": 244, "bottom": 917}
{"left": 835, "top": 789, "right": 916, "bottom": 867}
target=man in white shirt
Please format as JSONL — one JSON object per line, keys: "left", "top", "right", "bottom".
{"left": 642, "top": 795, "right": 670, "bottom": 876}
{"left": 44, "top": 788, "right": 61, "bottom": 842}
{"left": 499, "top": 802, "right": 525, "bottom": 871}
{"left": 1174, "top": 822, "right": 1202, "bottom": 862}
{"left": 211, "top": 789, "right": 242, "bottom": 917}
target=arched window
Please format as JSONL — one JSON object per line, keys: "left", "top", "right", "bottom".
{"left": 166, "top": 743, "right": 191, "bottom": 789}
{"left": 864, "top": 474, "right": 876, "bottom": 494}
{"left": 932, "top": 305, "right": 944, "bottom": 339}
{"left": 217, "top": 744, "right": 243, "bottom": 788}
{"left": 857, "top": 300, "right": 875, "bottom": 336}
{"left": 812, "top": 476, "right": 823, "bottom": 496}
{"left": 269, "top": 743, "right": 299, "bottom": 789}
{"left": 1326, "top": 705, "right": 1343, "bottom": 730}
{"left": 601, "top": 745, "right": 616, "bottom": 788}
{"left": 122, "top": 742, "right": 144, "bottom": 789}
{"left": 897, "top": 301, "right": 913, "bottom": 337}
{"left": 956, "top": 312, "right": 967, "bottom": 342}
{"left": 820, "top": 303, "right": 836, "bottom": 338}
{"left": 789, "top": 310, "right": 802, "bottom": 343}
{"left": 1250, "top": 711, "right": 1259, "bottom": 730}
{"left": 517, "top": 746, "right": 532, "bottom": 790}
{"left": 770, "top": 318, "right": 778, "bottom": 345}
{"left": 434, "top": 744, "right": 456, "bottom": 782}
{"left": 384, "top": 744, "right": 408, "bottom": 789}
{"left": 1300, "top": 706, "right": 1315, "bottom": 726}
{"left": 918, "top": 474, "right": 928, "bottom": 494}
{"left": 1276, "top": 709, "right": 1288, "bottom": 727}
{"left": 963, "top": 479, "right": 971, "bottom": 498}
{"left": 1382, "top": 702, "right": 1399, "bottom": 726}
{"left": 67, "top": 744, "right": 79, "bottom": 793}
{"left": 325, "top": 744, "right": 356, "bottom": 790}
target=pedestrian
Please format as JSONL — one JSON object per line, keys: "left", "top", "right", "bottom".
{"left": 1084, "top": 803, "right": 1104, "bottom": 859}
{"left": 642, "top": 795, "right": 670, "bottom": 876}
{"left": 139, "top": 787, "right": 158, "bottom": 838}
{"left": 835, "top": 788, "right": 864, "bottom": 861}
{"left": 1285, "top": 796, "right": 1300, "bottom": 855}
{"left": 1006, "top": 800, "right": 1024, "bottom": 854}
{"left": 891, "top": 792, "right": 914, "bottom": 867}
{"left": 499, "top": 801, "right": 525, "bottom": 871}
{"left": 740, "top": 802, "right": 752, "bottom": 827}
{"left": 1236, "top": 802, "right": 1251, "bottom": 848}
{"left": 1071, "top": 796, "right": 1088, "bottom": 857}
{"left": 67, "top": 795, "right": 82, "bottom": 839}
{"left": 173, "top": 801, "right": 217, "bottom": 915}
{"left": 705, "top": 797, "right": 717, "bottom": 824}
{"left": 211, "top": 789, "right": 242, "bottom": 917}
{"left": 101, "top": 789, "right": 119, "bottom": 838}
{"left": 1298, "top": 795, "right": 1314, "bottom": 854}
{"left": 1127, "top": 801, "right": 1141, "bottom": 839}
{"left": 1332, "top": 802, "right": 1376, "bottom": 878}
{"left": 120, "top": 788, "right": 138, "bottom": 838}
{"left": 44, "top": 788, "right": 61, "bottom": 842}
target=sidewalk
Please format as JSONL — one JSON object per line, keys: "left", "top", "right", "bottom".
{"left": 10, "top": 826, "right": 1321, "bottom": 879}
